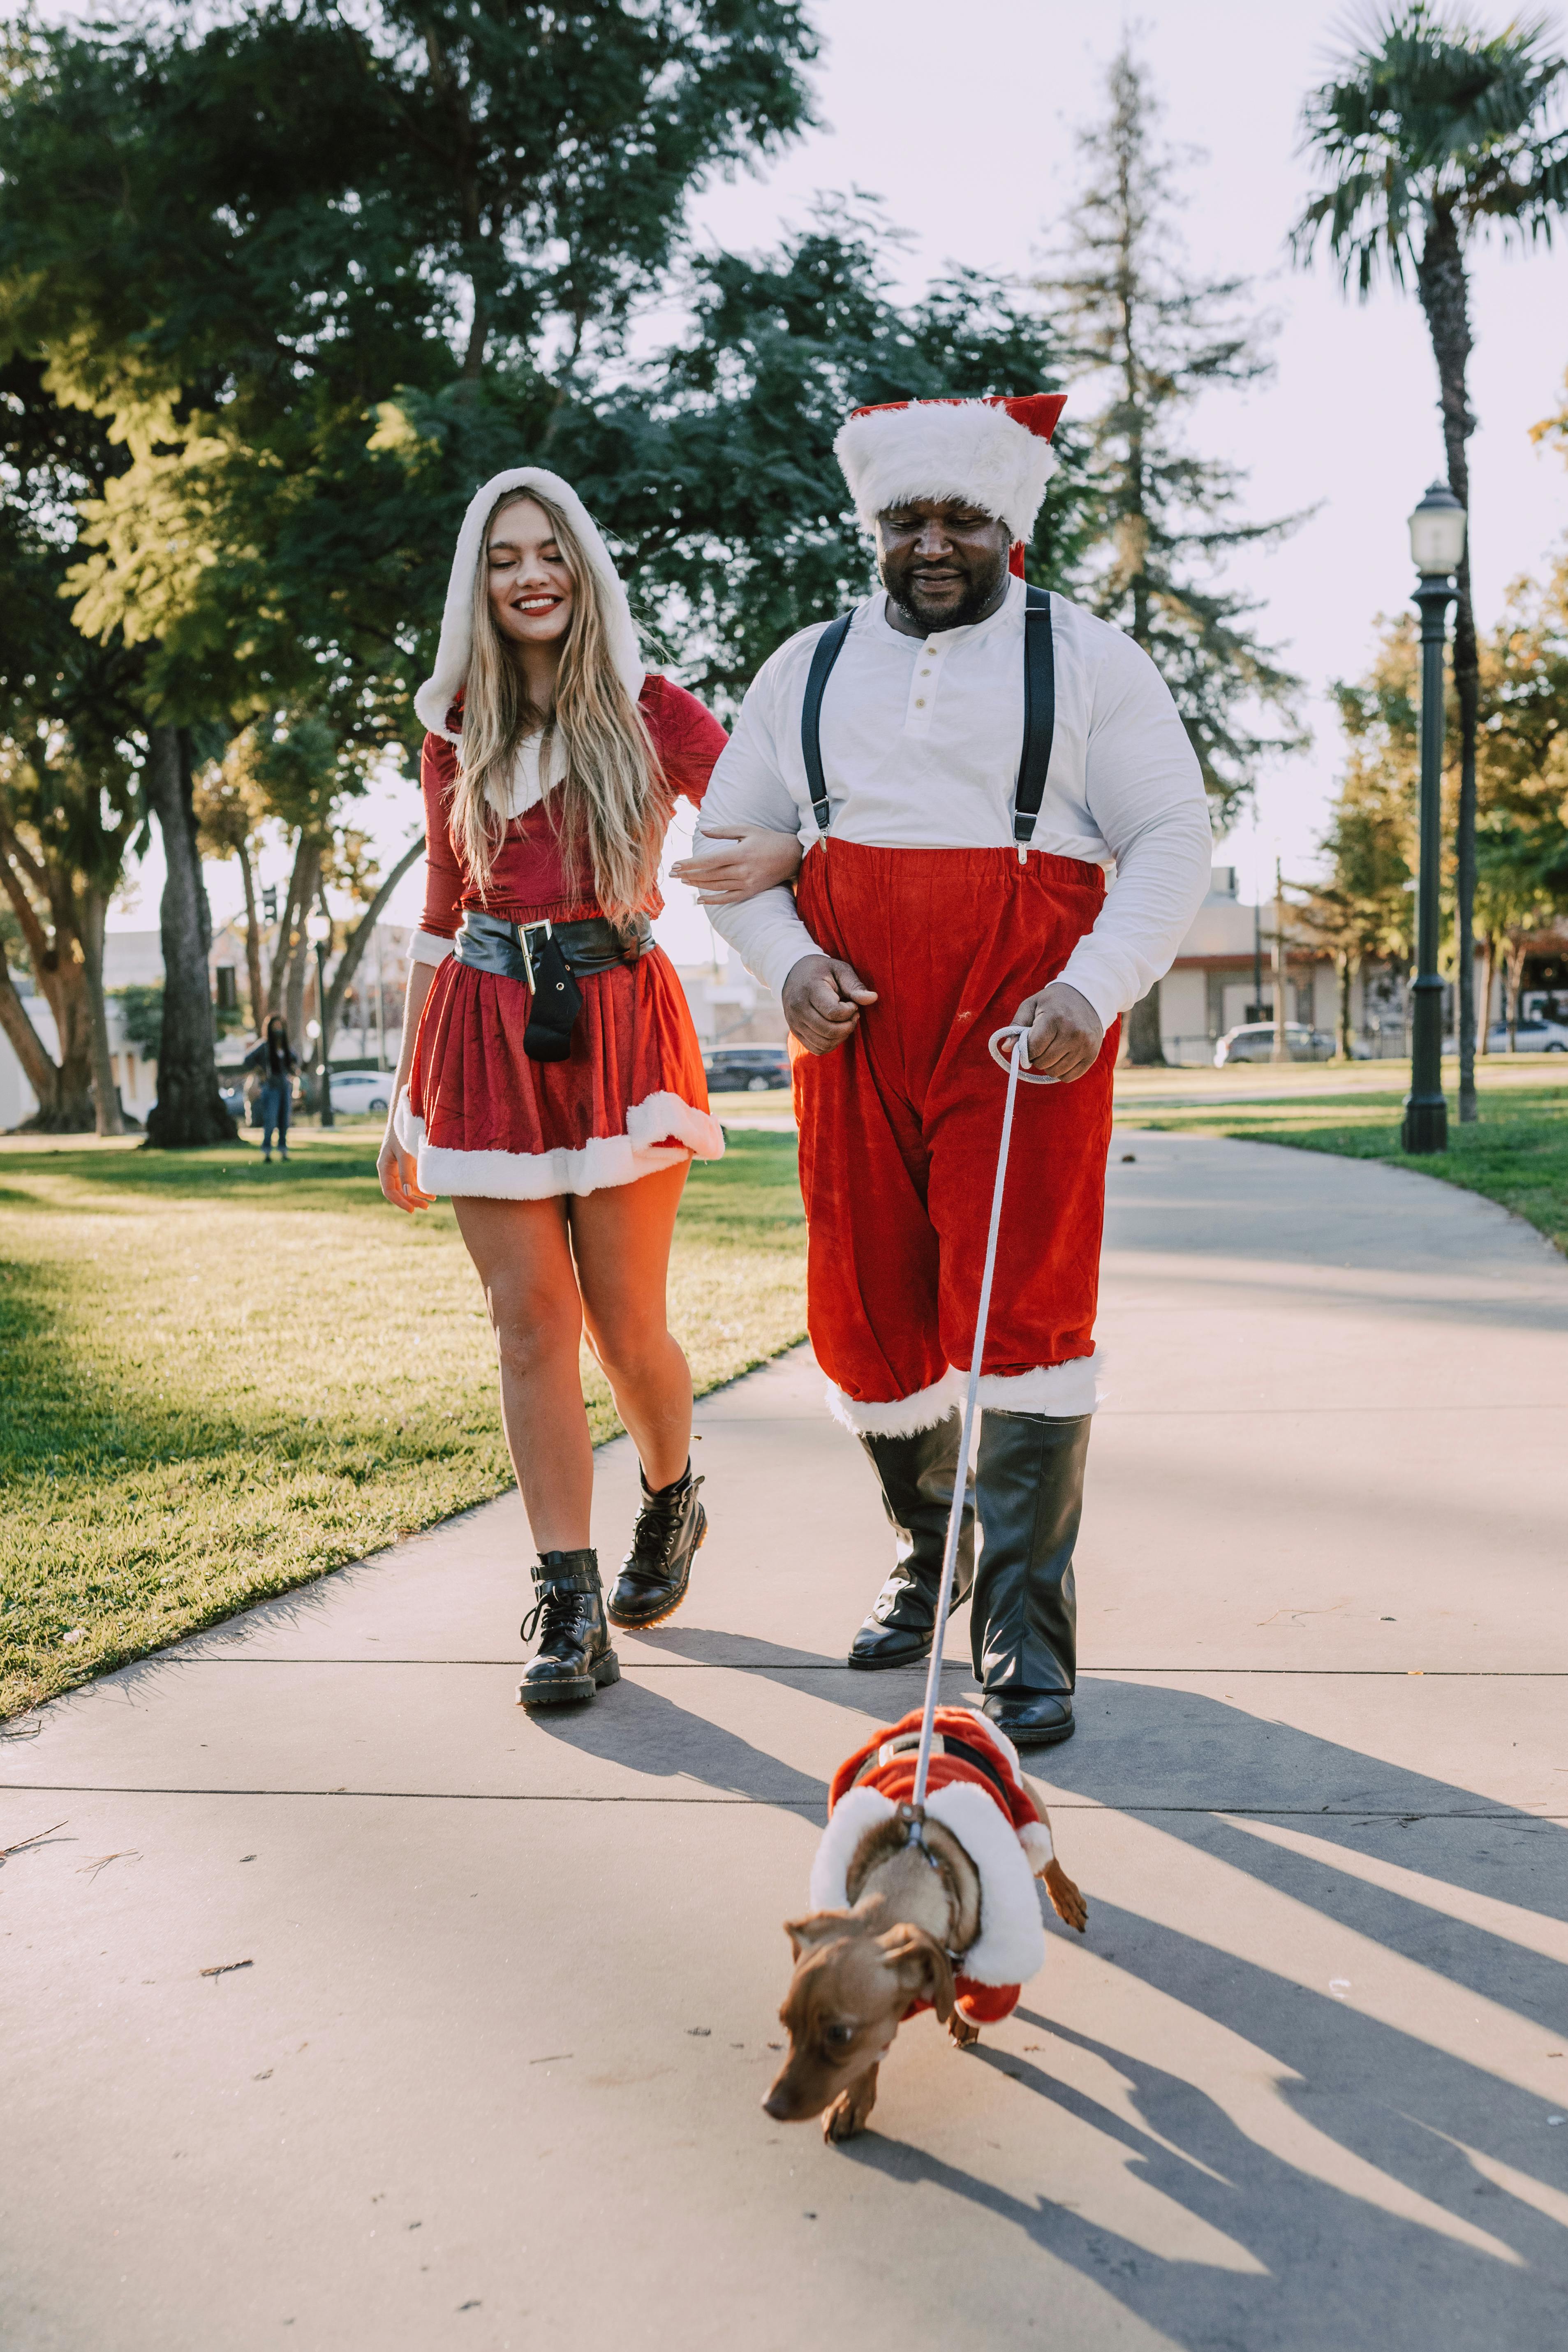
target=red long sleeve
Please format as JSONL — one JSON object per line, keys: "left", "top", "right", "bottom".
{"left": 641, "top": 672, "right": 730, "bottom": 806}
{"left": 419, "top": 731, "right": 465, "bottom": 939}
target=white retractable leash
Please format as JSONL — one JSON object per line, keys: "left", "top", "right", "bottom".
{"left": 904, "top": 1024, "right": 1059, "bottom": 1829}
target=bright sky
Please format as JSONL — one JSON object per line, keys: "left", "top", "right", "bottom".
{"left": 110, "top": 0, "right": 1568, "bottom": 957}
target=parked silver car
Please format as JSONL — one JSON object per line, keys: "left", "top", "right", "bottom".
{"left": 1485, "top": 1015, "right": 1568, "bottom": 1053}
{"left": 321, "top": 1070, "right": 395, "bottom": 1115}
{"left": 1214, "top": 1022, "right": 1334, "bottom": 1067}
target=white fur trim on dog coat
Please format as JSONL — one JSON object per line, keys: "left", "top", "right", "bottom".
{"left": 414, "top": 467, "right": 645, "bottom": 745}
{"left": 833, "top": 395, "right": 1063, "bottom": 543}
{"left": 809, "top": 1777, "right": 1048, "bottom": 1990}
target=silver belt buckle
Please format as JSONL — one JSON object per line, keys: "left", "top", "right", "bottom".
{"left": 516, "top": 918, "right": 553, "bottom": 991}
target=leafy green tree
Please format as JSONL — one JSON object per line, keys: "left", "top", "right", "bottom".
{"left": 0, "top": 355, "right": 145, "bottom": 1132}
{"left": 1037, "top": 42, "right": 1308, "bottom": 1064}
{"left": 0, "top": 0, "right": 818, "bottom": 1136}
{"left": 1294, "top": 2, "right": 1568, "bottom": 1117}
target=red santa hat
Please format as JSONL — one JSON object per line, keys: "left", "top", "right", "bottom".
{"left": 414, "top": 467, "right": 645, "bottom": 747}
{"left": 833, "top": 393, "right": 1067, "bottom": 562}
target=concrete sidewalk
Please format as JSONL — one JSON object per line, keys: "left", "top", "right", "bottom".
{"left": 4, "top": 1132, "right": 1566, "bottom": 2351}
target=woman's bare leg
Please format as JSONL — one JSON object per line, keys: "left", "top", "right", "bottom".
{"left": 452, "top": 1194, "right": 593, "bottom": 1552}
{"left": 571, "top": 1160, "right": 693, "bottom": 1489}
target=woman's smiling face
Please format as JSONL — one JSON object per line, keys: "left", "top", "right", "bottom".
{"left": 486, "top": 497, "right": 575, "bottom": 651}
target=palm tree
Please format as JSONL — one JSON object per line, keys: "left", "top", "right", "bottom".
{"left": 1293, "top": 3, "right": 1568, "bottom": 1121}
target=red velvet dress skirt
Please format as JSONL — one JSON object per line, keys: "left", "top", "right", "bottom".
{"left": 395, "top": 928, "right": 723, "bottom": 1200}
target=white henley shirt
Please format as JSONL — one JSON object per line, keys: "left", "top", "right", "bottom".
{"left": 697, "top": 576, "right": 1214, "bottom": 1027}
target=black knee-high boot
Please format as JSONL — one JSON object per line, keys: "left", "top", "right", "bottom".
{"left": 847, "top": 1412, "right": 975, "bottom": 1670}
{"left": 971, "top": 1410, "right": 1089, "bottom": 1748}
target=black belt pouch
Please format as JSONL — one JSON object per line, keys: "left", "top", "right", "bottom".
{"left": 522, "top": 932, "right": 584, "bottom": 1063}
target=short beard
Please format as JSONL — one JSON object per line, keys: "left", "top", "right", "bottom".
{"left": 890, "top": 556, "right": 1009, "bottom": 635}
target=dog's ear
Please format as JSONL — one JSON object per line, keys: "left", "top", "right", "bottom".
{"left": 877, "top": 1923, "right": 955, "bottom": 2022}
{"left": 783, "top": 1910, "right": 851, "bottom": 1961}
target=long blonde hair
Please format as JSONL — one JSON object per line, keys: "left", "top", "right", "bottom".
{"left": 453, "top": 490, "right": 668, "bottom": 920}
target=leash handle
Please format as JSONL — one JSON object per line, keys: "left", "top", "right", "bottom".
{"left": 910, "top": 1029, "right": 1028, "bottom": 1814}
{"left": 987, "top": 1022, "right": 1059, "bottom": 1085}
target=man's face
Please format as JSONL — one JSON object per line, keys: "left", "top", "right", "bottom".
{"left": 876, "top": 500, "right": 1012, "bottom": 634}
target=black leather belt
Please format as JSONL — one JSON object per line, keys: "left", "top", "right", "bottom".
{"left": 453, "top": 909, "right": 651, "bottom": 1063}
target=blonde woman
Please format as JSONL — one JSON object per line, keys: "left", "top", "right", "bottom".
{"left": 378, "top": 468, "right": 800, "bottom": 1707}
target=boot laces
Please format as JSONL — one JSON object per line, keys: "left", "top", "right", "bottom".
{"left": 520, "top": 1584, "right": 590, "bottom": 1646}
{"left": 631, "top": 1477, "right": 696, "bottom": 1569}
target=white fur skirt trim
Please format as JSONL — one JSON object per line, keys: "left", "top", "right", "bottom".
{"left": 393, "top": 1087, "right": 724, "bottom": 1201}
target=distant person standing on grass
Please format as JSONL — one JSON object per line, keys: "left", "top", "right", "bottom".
{"left": 241, "top": 1017, "right": 297, "bottom": 1163}
{"left": 377, "top": 466, "right": 799, "bottom": 1709}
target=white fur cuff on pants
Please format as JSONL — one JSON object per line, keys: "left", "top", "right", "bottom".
{"left": 825, "top": 1349, "right": 1103, "bottom": 1436}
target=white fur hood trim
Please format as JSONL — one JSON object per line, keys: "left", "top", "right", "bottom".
{"left": 808, "top": 1781, "right": 1046, "bottom": 1989}
{"left": 413, "top": 467, "right": 645, "bottom": 745}
{"left": 834, "top": 400, "right": 1059, "bottom": 542}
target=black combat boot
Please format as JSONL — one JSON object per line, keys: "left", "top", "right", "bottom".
{"left": 606, "top": 1465, "right": 706, "bottom": 1629}
{"left": 517, "top": 1549, "right": 620, "bottom": 1705}
{"left": 971, "top": 1411, "right": 1089, "bottom": 1748}
{"left": 847, "top": 1413, "right": 975, "bottom": 1670}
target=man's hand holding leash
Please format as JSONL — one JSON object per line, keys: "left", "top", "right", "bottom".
{"left": 782, "top": 953, "right": 879, "bottom": 1055}
{"left": 1011, "top": 979, "right": 1104, "bottom": 1083}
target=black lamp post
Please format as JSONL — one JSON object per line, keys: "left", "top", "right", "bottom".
{"left": 1402, "top": 482, "right": 1466, "bottom": 1156}
{"left": 307, "top": 910, "right": 335, "bottom": 1129}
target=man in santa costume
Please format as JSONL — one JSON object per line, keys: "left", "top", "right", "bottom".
{"left": 696, "top": 393, "right": 1212, "bottom": 1747}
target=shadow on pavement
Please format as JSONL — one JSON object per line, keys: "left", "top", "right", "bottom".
{"left": 842, "top": 1978, "right": 1565, "bottom": 2352}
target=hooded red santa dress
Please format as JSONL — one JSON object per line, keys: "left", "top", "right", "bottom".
{"left": 812, "top": 1704, "right": 1058, "bottom": 2022}
{"left": 393, "top": 467, "right": 728, "bottom": 1200}
{"left": 696, "top": 398, "right": 1213, "bottom": 1434}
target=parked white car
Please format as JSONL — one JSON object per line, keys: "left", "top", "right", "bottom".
{"left": 1485, "top": 1015, "right": 1568, "bottom": 1053}
{"left": 1214, "top": 1022, "right": 1335, "bottom": 1067}
{"left": 322, "top": 1070, "right": 395, "bottom": 1114}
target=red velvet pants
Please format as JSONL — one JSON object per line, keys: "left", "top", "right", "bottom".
{"left": 792, "top": 840, "right": 1117, "bottom": 1422}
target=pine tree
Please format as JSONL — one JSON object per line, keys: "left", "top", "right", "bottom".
{"left": 1038, "top": 43, "right": 1308, "bottom": 1064}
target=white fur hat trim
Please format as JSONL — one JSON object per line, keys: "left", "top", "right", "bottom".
{"left": 834, "top": 395, "right": 1063, "bottom": 542}
{"left": 808, "top": 1780, "right": 1046, "bottom": 1989}
{"left": 413, "top": 467, "right": 645, "bottom": 746}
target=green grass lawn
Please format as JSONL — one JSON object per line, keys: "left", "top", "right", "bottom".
{"left": 1, "top": 1121, "right": 805, "bottom": 1718}
{"left": 1119, "top": 1074, "right": 1568, "bottom": 1256}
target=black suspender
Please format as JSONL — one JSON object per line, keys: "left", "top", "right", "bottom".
{"left": 1014, "top": 583, "right": 1056, "bottom": 853}
{"left": 798, "top": 587, "right": 1055, "bottom": 849}
{"left": 799, "top": 611, "right": 852, "bottom": 840}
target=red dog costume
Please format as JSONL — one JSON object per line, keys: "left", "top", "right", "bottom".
{"left": 811, "top": 1706, "right": 1057, "bottom": 2022}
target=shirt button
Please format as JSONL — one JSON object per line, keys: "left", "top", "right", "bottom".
{"left": 914, "top": 698, "right": 926, "bottom": 708}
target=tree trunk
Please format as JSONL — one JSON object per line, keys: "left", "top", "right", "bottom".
{"left": 80, "top": 886, "right": 127, "bottom": 1136}
{"left": 1504, "top": 935, "right": 1526, "bottom": 1050}
{"left": 320, "top": 836, "right": 423, "bottom": 1049}
{"left": 1125, "top": 984, "right": 1166, "bottom": 1066}
{"left": 267, "top": 833, "right": 307, "bottom": 1014}
{"left": 1416, "top": 207, "right": 1478, "bottom": 1122}
{"left": 238, "top": 842, "right": 265, "bottom": 1032}
{"left": 143, "top": 725, "right": 237, "bottom": 1149}
{"left": 1477, "top": 932, "right": 1495, "bottom": 1054}
{"left": 283, "top": 840, "right": 320, "bottom": 1060}
{"left": 0, "top": 960, "right": 60, "bottom": 1124}
{"left": 22, "top": 946, "right": 97, "bottom": 1130}
{"left": 1338, "top": 950, "right": 1355, "bottom": 1062}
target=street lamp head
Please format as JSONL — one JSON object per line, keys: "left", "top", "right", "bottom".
{"left": 305, "top": 911, "right": 331, "bottom": 947}
{"left": 1408, "top": 481, "right": 1466, "bottom": 578}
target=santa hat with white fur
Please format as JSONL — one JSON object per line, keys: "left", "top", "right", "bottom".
{"left": 414, "top": 467, "right": 645, "bottom": 747}
{"left": 833, "top": 392, "right": 1068, "bottom": 575}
